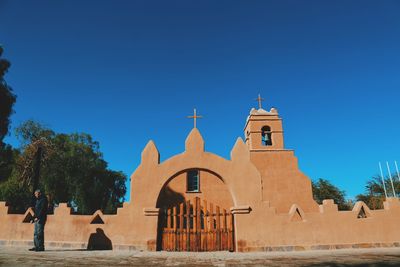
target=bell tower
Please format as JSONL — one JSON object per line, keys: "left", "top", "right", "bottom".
{"left": 243, "top": 95, "right": 318, "bottom": 213}
{"left": 244, "top": 95, "right": 285, "bottom": 151}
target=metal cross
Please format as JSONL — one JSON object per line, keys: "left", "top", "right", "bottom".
{"left": 255, "top": 93, "right": 264, "bottom": 109}
{"left": 187, "top": 108, "right": 203, "bottom": 128}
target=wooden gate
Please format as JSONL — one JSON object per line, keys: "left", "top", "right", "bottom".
{"left": 161, "top": 197, "right": 234, "bottom": 252}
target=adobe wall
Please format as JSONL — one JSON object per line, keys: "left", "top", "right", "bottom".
{"left": 2, "top": 197, "right": 400, "bottom": 252}
{"left": 1, "top": 128, "right": 400, "bottom": 252}
{"left": 234, "top": 198, "right": 400, "bottom": 252}
{"left": 249, "top": 150, "right": 319, "bottom": 213}
{"left": 0, "top": 202, "right": 112, "bottom": 249}
{"left": 0, "top": 201, "right": 167, "bottom": 250}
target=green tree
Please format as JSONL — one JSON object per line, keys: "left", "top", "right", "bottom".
{"left": 356, "top": 176, "right": 400, "bottom": 210}
{"left": 0, "top": 173, "right": 31, "bottom": 213}
{"left": 0, "top": 46, "right": 17, "bottom": 142}
{"left": 0, "top": 142, "right": 19, "bottom": 183}
{"left": 40, "top": 132, "right": 126, "bottom": 214}
{"left": 0, "top": 120, "right": 127, "bottom": 214}
{"left": 0, "top": 46, "right": 18, "bottom": 184}
{"left": 0, "top": 46, "right": 21, "bottom": 211}
{"left": 312, "top": 178, "right": 352, "bottom": 210}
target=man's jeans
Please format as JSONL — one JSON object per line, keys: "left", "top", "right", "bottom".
{"left": 34, "top": 221, "right": 45, "bottom": 250}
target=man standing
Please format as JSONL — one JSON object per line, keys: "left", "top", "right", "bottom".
{"left": 29, "top": 189, "right": 48, "bottom": 252}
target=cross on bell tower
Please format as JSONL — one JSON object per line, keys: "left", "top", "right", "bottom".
{"left": 187, "top": 108, "right": 203, "bottom": 129}
{"left": 255, "top": 93, "right": 264, "bottom": 109}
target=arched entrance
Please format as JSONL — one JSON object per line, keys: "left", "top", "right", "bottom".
{"left": 155, "top": 168, "right": 235, "bottom": 251}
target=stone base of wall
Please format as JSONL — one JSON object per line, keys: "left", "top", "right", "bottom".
{"left": 0, "top": 240, "right": 145, "bottom": 251}
{"left": 3, "top": 239, "right": 400, "bottom": 253}
{"left": 237, "top": 242, "right": 400, "bottom": 252}
{"left": 0, "top": 240, "right": 86, "bottom": 249}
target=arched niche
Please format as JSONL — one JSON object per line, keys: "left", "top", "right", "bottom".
{"left": 156, "top": 168, "right": 234, "bottom": 211}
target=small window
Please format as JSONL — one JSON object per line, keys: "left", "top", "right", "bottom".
{"left": 187, "top": 170, "right": 200, "bottom": 192}
{"left": 261, "top": 126, "right": 272, "bottom": 146}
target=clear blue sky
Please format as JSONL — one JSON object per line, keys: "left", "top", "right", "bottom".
{"left": 1, "top": 0, "right": 400, "bottom": 201}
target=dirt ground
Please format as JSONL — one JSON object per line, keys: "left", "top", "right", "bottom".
{"left": 1, "top": 246, "right": 400, "bottom": 266}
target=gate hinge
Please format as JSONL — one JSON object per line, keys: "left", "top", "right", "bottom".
{"left": 230, "top": 205, "right": 251, "bottom": 214}
{"left": 143, "top": 207, "right": 160, "bottom": 216}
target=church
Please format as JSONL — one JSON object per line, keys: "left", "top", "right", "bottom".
{"left": 1, "top": 99, "right": 400, "bottom": 252}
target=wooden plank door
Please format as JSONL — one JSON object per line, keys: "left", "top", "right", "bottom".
{"left": 161, "top": 197, "right": 234, "bottom": 252}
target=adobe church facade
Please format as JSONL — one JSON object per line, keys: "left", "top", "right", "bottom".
{"left": 1, "top": 103, "right": 400, "bottom": 252}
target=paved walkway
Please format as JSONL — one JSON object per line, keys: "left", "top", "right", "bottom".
{"left": 1, "top": 246, "right": 400, "bottom": 266}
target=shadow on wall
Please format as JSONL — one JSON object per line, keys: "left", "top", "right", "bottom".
{"left": 156, "top": 185, "right": 185, "bottom": 251}
{"left": 87, "top": 228, "right": 113, "bottom": 250}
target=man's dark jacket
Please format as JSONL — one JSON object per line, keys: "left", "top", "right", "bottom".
{"left": 34, "top": 195, "right": 48, "bottom": 224}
